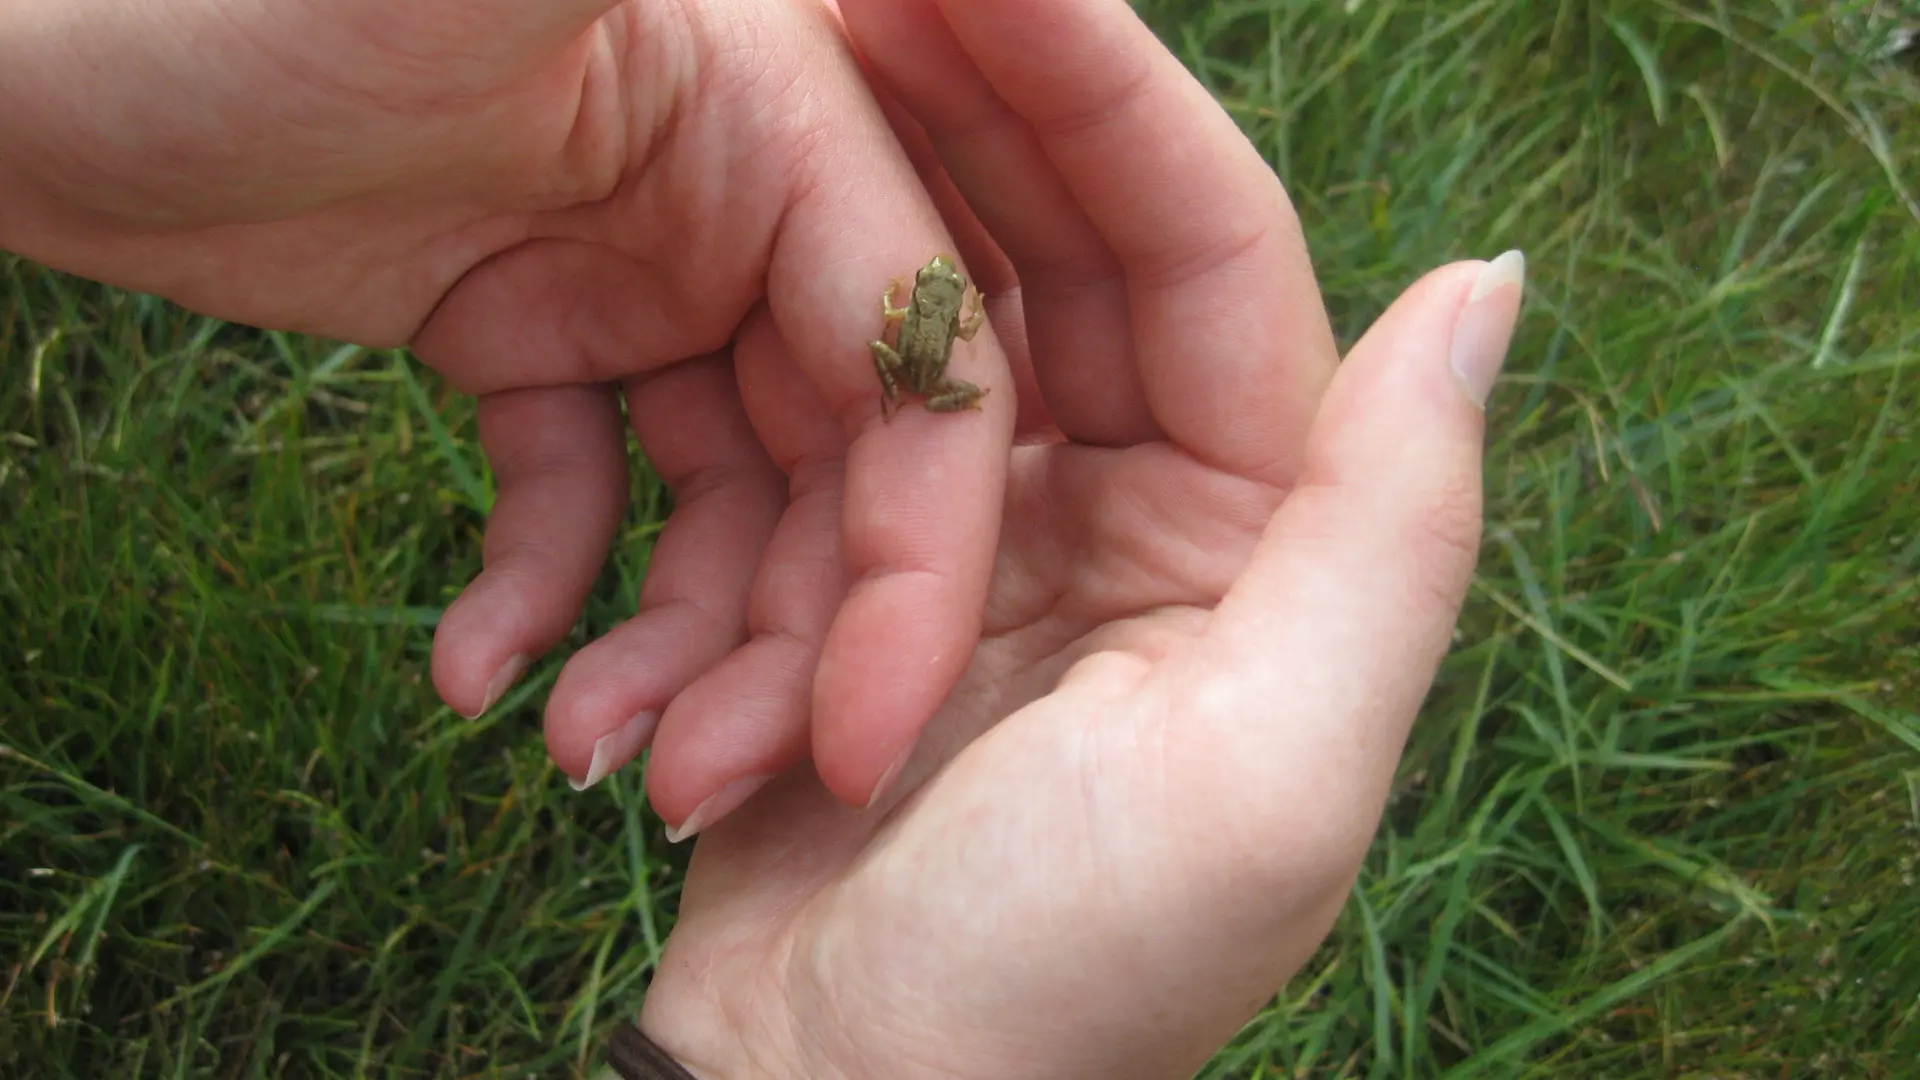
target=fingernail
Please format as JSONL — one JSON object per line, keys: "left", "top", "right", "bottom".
{"left": 1449, "top": 249, "right": 1526, "bottom": 407}
{"left": 864, "top": 744, "right": 913, "bottom": 810}
{"left": 465, "top": 653, "right": 530, "bottom": 719}
{"left": 567, "top": 711, "right": 659, "bottom": 792}
{"left": 665, "top": 774, "right": 773, "bottom": 844}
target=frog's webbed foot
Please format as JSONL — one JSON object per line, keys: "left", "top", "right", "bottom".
{"left": 924, "top": 379, "right": 988, "bottom": 413}
{"left": 955, "top": 287, "right": 987, "bottom": 341}
{"left": 870, "top": 340, "right": 905, "bottom": 422}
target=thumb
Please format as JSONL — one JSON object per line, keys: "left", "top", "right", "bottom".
{"left": 0, "top": 0, "right": 631, "bottom": 230}
{"left": 1189, "top": 251, "right": 1525, "bottom": 875}
{"left": 333, "top": 0, "right": 626, "bottom": 78}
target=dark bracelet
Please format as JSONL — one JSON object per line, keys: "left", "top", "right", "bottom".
{"left": 605, "top": 1023, "right": 702, "bottom": 1080}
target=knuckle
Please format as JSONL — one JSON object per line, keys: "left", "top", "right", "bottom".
{"left": 1399, "top": 470, "right": 1484, "bottom": 607}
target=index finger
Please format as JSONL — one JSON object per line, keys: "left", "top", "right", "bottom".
{"left": 752, "top": 4, "right": 1017, "bottom": 807}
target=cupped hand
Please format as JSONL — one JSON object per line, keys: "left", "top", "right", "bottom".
{"left": 627, "top": 0, "right": 1523, "bottom": 1076}
{"left": 0, "top": 0, "right": 1027, "bottom": 820}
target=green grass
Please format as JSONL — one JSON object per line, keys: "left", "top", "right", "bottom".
{"left": 5, "top": 0, "right": 1919, "bottom": 1076}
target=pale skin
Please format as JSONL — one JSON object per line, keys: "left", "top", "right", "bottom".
{"left": 0, "top": 0, "right": 1013, "bottom": 820}
{"left": 0, "top": 1, "right": 1525, "bottom": 1077}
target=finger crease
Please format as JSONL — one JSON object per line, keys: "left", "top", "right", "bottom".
{"left": 1130, "top": 217, "right": 1276, "bottom": 295}
{"left": 1027, "top": 61, "right": 1159, "bottom": 146}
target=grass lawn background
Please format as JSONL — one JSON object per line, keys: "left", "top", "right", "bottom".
{"left": 4, "top": 1, "right": 1918, "bottom": 1076}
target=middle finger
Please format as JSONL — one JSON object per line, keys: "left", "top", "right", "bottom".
{"left": 843, "top": 0, "right": 1157, "bottom": 449}
{"left": 844, "top": 0, "right": 1340, "bottom": 486}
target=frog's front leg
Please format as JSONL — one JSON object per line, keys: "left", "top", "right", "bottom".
{"left": 924, "top": 378, "right": 988, "bottom": 413}
{"left": 869, "top": 340, "right": 907, "bottom": 421}
{"left": 880, "top": 277, "right": 911, "bottom": 323}
{"left": 955, "top": 286, "right": 987, "bottom": 341}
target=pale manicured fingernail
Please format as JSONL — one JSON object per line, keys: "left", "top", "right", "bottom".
{"left": 864, "top": 744, "right": 914, "bottom": 810}
{"left": 665, "top": 774, "right": 773, "bottom": 844}
{"left": 465, "top": 653, "right": 530, "bottom": 719}
{"left": 1449, "top": 249, "right": 1526, "bottom": 407}
{"left": 568, "top": 711, "right": 659, "bottom": 792}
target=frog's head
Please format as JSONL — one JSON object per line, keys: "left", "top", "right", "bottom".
{"left": 914, "top": 254, "right": 967, "bottom": 303}
{"left": 917, "top": 251, "right": 967, "bottom": 286}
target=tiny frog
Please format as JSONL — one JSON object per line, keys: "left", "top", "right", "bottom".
{"left": 869, "top": 254, "right": 988, "bottom": 421}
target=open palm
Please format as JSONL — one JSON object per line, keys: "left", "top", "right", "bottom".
{"left": 628, "top": 2, "right": 1522, "bottom": 1078}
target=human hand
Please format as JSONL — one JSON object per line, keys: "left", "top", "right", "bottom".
{"left": 0, "top": 0, "right": 1023, "bottom": 819}
{"left": 622, "top": 0, "right": 1524, "bottom": 1076}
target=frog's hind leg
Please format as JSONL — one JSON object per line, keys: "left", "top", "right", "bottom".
{"left": 869, "top": 340, "right": 906, "bottom": 421}
{"left": 925, "top": 379, "right": 988, "bottom": 413}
